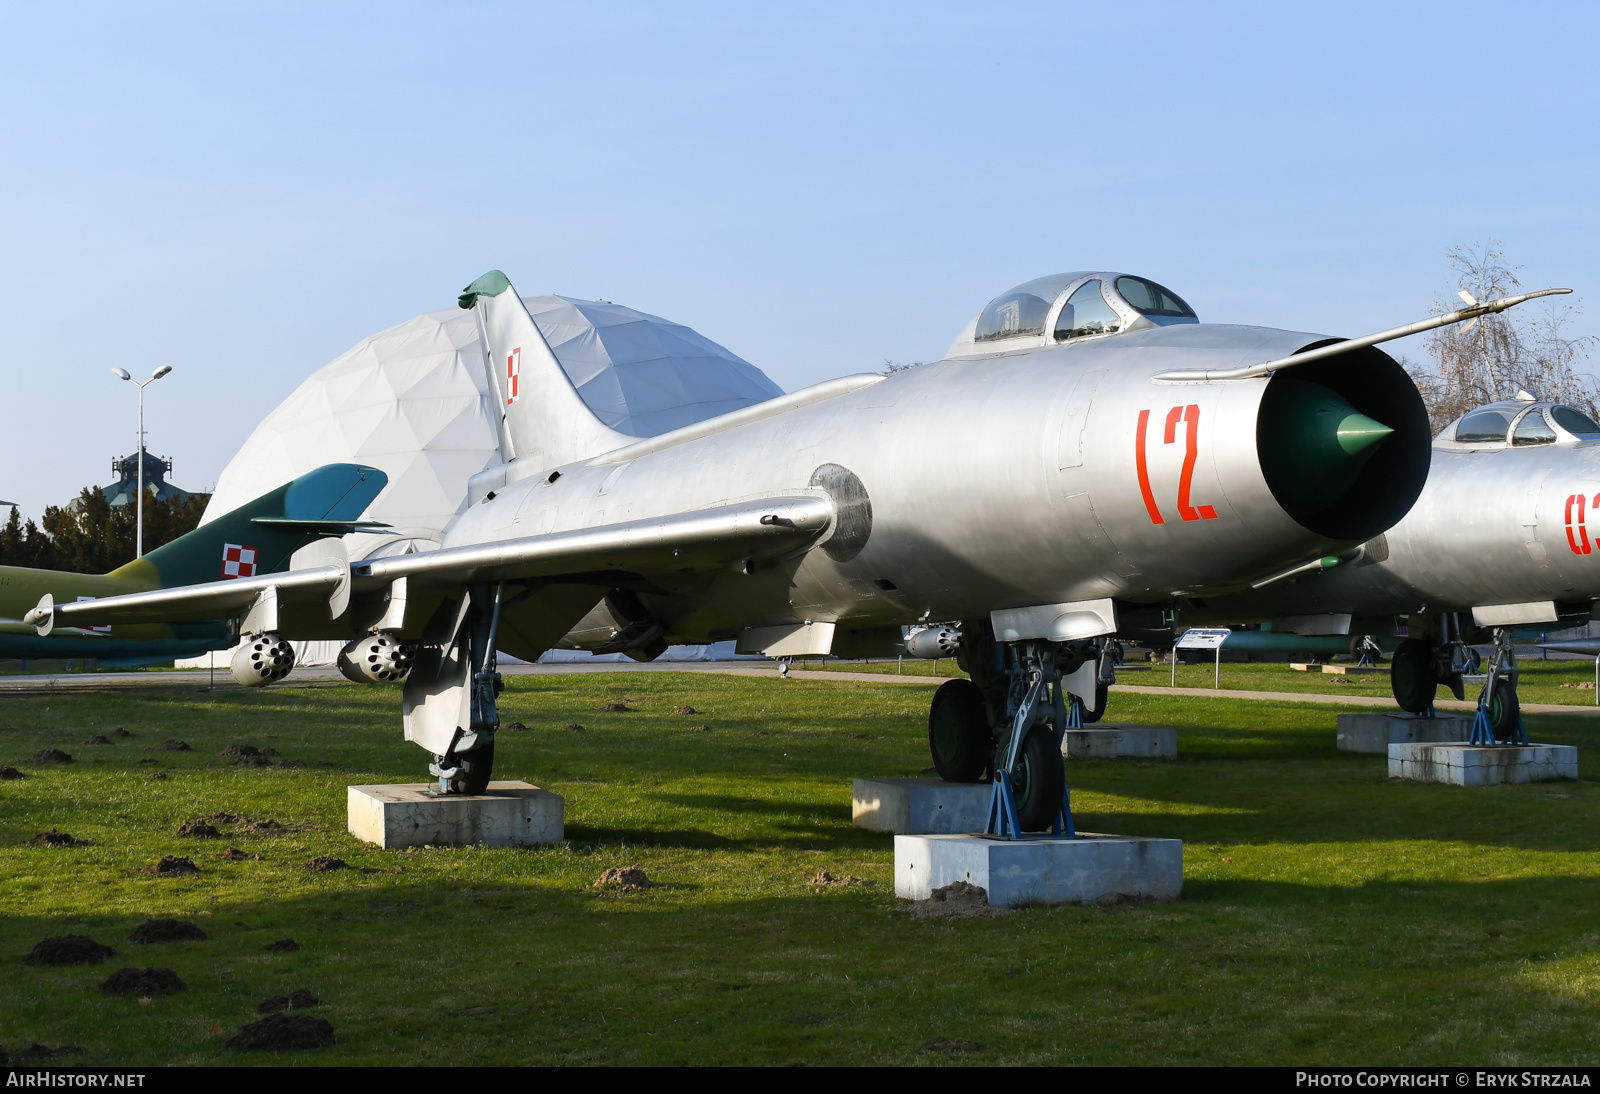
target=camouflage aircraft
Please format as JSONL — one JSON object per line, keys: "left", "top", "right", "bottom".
{"left": 3, "top": 464, "right": 387, "bottom": 672}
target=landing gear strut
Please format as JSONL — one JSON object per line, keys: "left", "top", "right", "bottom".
{"left": 429, "top": 582, "right": 505, "bottom": 794}
{"left": 1470, "top": 628, "right": 1527, "bottom": 745}
{"left": 984, "top": 640, "right": 1075, "bottom": 837}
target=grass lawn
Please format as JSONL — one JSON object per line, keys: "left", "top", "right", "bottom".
{"left": 812, "top": 655, "right": 1600, "bottom": 708}
{"left": 1, "top": 671, "right": 1597, "bottom": 1065}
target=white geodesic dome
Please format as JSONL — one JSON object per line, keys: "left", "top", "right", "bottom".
{"left": 180, "top": 294, "right": 782, "bottom": 667}
{"left": 200, "top": 294, "right": 782, "bottom": 559}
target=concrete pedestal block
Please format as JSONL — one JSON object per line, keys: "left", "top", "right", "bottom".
{"left": 1063, "top": 724, "right": 1177, "bottom": 759}
{"left": 348, "top": 781, "right": 564, "bottom": 848}
{"left": 852, "top": 777, "right": 990, "bottom": 834}
{"left": 895, "top": 832, "right": 1183, "bottom": 907}
{"left": 1387, "top": 743, "right": 1579, "bottom": 786}
{"left": 1338, "top": 713, "right": 1473, "bottom": 753}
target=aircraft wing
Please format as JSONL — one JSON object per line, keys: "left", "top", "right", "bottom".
{"left": 28, "top": 496, "right": 833, "bottom": 633}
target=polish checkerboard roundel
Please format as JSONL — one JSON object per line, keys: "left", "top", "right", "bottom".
{"left": 221, "top": 543, "right": 258, "bottom": 579}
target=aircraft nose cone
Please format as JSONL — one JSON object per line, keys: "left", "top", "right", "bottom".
{"left": 1257, "top": 378, "right": 1394, "bottom": 519}
{"left": 1335, "top": 412, "right": 1394, "bottom": 456}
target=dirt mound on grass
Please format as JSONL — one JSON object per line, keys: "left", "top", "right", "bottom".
{"left": 128, "top": 918, "right": 207, "bottom": 944}
{"left": 148, "top": 772, "right": 168, "bottom": 781}
{"left": 226, "top": 1012, "right": 335, "bottom": 1051}
{"left": 112, "top": 728, "right": 130, "bottom": 738}
{"left": 0, "top": 766, "right": 23, "bottom": 780}
{"left": 234, "top": 755, "right": 272, "bottom": 768}
{"left": 811, "top": 868, "right": 874, "bottom": 887}
{"left": 906, "top": 880, "right": 1009, "bottom": 919}
{"left": 675, "top": 706, "right": 699, "bottom": 715}
{"left": 99, "top": 966, "right": 186, "bottom": 995}
{"left": 276, "top": 759, "right": 305, "bottom": 769}
{"left": 565, "top": 723, "right": 585, "bottom": 732}
{"left": 218, "top": 744, "right": 261, "bottom": 759}
{"left": 81, "top": 734, "right": 110, "bottom": 745}
{"left": 257, "top": 988, "right": 319, "bottom": 1013}
{"left": 176, "top": 821, "right": 221, "bottom": 839}
{"left": 28, "top": 749, "right": 72, "bottom": 764}
{"left": 11, "top": 1043, "right": 85, "bottom": 1060}
{"left": 593, "top": 866, "right": 658, "bottom": 890}
{"left": 219, "top": 848, "right": 262, "bottom": 861}
{"left": 142, "top": 856, "right": 200, "bottom": 877}
{"left": 923, "top": 1038, "right": 986, "bottom": 1053}
{"left": 505, "top": 721, "right": 527, "bottom": 731}
{"left": 160, "top": 739, "right": 190, "bottom": 751}
{"left": 31, "top": 829, "right": 88, "bottom": 847}
{"left": 243, "top": 819, "right": 285, "bottom": 833}
{"left": 264, "top": 939, "right": 299, "bottom": 952}
{"left": 24, "top": 935, "right": 115, "bottom": 966}
{"left": 301, "top": 857, "right": 347, "bottom": 873}
{"left": 601, "top": 702, "right": 633, "bottom": 713}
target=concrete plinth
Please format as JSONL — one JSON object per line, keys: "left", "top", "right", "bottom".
{"left": 1337, "top": 713, "right": 1473, "bottom": 753}
{"left": 853, "top": 777, "right": 989, "bottom": 834}
{"left": 895, "top": 832, "right": 1183, "bottom": 907}
{"left": 348, "top": 781, "right": 564, "bottom": 848}
{"left": 1387, "top": 743, "right": 1579, "bottom": 786}
{"left": 1063, "top": 724, "right": 1177, "bottom": 759}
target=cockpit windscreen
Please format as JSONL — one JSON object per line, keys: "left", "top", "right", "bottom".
{"left": 1114, "top": 276, "right": 1196, "bottom": 318}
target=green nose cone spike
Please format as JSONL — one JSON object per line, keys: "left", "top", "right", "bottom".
{"left": 1335, "top": 411, "right": 1394, "bottom": 456}
{"left": 1257, "top": 378, "right": 1395, "bottom": 518}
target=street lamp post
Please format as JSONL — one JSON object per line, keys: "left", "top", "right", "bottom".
{"left": 111, "top": 366, "right": 172, "bottom": 558}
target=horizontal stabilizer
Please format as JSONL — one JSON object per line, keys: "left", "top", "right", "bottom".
{"left": 250, "top": 518, "right": 394, "bottom": 534}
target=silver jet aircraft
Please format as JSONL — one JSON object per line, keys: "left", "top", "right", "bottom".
{"left": 1185, "top": 390, "right": 1598, "bottom": 736}
{"left": 28, "top": 270, "right": 1556, "bottom": 829}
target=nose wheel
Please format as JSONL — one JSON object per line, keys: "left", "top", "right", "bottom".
{"left": 1470, "top": 629, "right": 1527, "bottom": 746}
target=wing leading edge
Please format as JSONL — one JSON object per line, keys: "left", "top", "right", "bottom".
{"left": 27, "top": 496, "right": 834, "bottom": 633}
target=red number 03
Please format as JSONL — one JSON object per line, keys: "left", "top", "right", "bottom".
{"left": 1136, "top": 405, "right": 1218, "bottom": 525}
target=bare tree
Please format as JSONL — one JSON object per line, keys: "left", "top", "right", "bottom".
{"left": 1407, "top": 241, "right": 1599, "bottom": 434}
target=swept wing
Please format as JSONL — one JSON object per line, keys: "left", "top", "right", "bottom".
{"left": 26, "top": 496, "right": 833, "bottom": 633}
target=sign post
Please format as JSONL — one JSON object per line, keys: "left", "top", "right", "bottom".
{"left": 1173, "top": 628, "right": 1233, "bottom": 689}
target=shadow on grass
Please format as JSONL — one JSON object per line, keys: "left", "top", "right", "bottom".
{"left": 4, "top": 871, "right": 1599, "bottom": 1065}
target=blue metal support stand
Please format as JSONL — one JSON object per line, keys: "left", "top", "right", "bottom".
{"left": 1468, "top": 709, "right": 1528, "bottom": 747}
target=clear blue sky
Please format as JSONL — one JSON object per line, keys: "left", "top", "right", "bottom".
{"left": 2, "top": 2, "right": 1596, "bottom": 515}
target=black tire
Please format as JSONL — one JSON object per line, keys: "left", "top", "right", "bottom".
{"left": 1484, "top": 678, "right": 1520, "bottom": 742}
{"left": 1078, "top": 681, "right": 1111, "bottom": 724}
{"left": 446, "top": 740, "right": 495, "bottom": 795}
{"left": 1010, "top": 726, "right": 1066, "bottom": 832}
{"left": 928, "top": 679, "right": 990, "bottom": 782}
{"left": 1390, "top": 638, "right": 1437, "bottom": 712}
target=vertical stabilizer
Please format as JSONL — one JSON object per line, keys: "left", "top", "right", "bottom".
{"left": 459, "top": 270, "right": 631, "bottom": 469}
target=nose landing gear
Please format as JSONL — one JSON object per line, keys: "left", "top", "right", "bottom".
{"left": 1470, "top": 628, "right": 1527, "bottom": 746}
{"left": 985, "top": 641, "right": 1076, "bottom": 837}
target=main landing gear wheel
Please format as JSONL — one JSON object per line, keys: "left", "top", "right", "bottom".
{"left": 1390, "top": 638, "right": 1437, "bottom": 712}
{"left": 445, "top": 741, "right": 495, "bottom": 795}
{"left": 1484, "top": 678, "right": 1520, "bottom": 742}
{"left": 928, "top": 679, "right": 989, "bottom": 782}
{"left": 1079, "top": 680, "right": 1110, "bottom": 724}
{"left": 1007, "top": 726, "right": 1066, "bottom": 832}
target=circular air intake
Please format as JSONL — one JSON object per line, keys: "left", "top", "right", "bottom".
{"left": 1255, "top": 346, "right": 1430, "bottom": 542}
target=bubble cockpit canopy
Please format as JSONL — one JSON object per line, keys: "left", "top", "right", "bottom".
{"left": 1441, "top": 393, "right": 1600, "bottom": 449}
{"left": 948, "top": 272, "right": 1198, "bottom": 358}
